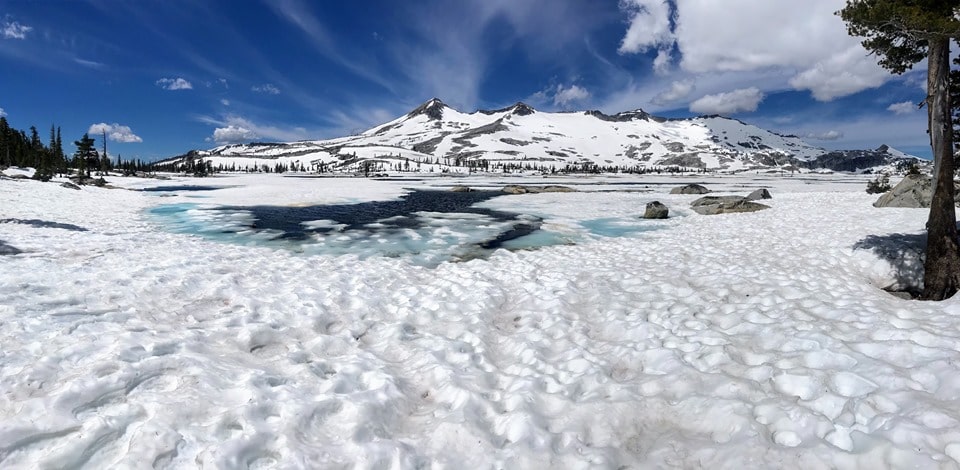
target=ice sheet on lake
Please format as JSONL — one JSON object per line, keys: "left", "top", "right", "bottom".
{"left": 2, "top": 173, "right": 959, "bottom": 469}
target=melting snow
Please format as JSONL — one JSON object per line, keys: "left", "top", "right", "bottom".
{"left": 1, "top": 173, "right": 958, "bottom": 469}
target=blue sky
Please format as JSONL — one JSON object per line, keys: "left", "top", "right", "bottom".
{"left": 0, "top": 0, "right": 932, "bottom": 161}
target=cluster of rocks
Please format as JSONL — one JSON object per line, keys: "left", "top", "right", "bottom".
{"left": 643, "top": 184, "right": 773, "bottom": 218}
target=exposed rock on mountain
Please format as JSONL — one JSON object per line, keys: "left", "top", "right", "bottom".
{"left": 159, "top": 99, "right": 925, "bottom": 175}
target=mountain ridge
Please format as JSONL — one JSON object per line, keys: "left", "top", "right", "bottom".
{"left": 163, "top": 98, "right": 922, "bottom": 174}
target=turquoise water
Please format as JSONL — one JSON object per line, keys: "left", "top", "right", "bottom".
{"left": 580, "top": 217, "right": 662, "bottom": 238}
{"left": 148, "top": 193, "right": 668, "bottom": 265}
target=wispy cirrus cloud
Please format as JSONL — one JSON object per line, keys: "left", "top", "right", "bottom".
{"left": 252, "top": 83, "right": 280, "bottom": 95}
{"left": 73, "top": 57, "right": 105, "bottom": 69}
{"left": 2, "top": 20, "right": 32, "bottom": 40}
{"left": 156, "top": 77, "right": 193, "bottom": 90}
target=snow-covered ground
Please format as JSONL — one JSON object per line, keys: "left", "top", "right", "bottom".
{"left": 1, "top": 172, "right": 958, "bottom": 469}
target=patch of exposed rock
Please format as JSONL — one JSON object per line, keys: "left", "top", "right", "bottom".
{"left": 502, "top": 185, "right": 576, "bottom": 194}
{"left": 643, "top": 201, "right": 669, "bottom": 219}
{"left": 747, "top": 188, "right": 772, "bottom": 200}
{"left": 873, "top": 174, "right": 960, "bottom": 208}
{"left": 670, "top": 184, "right": 710, "bottom": 195}
{"left": 450, "top": 185, "right": 473, "bottom": 192}
{"left": 691, "top": 196, "right": 770, "bottom": 215}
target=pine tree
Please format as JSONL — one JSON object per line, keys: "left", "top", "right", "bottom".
{"left": 839, "top": 0, "right": 960, "bottom": 300}
{"left": 73, "top": 133, "right": 98, "bottom": 179}
{"left": 32, "top": 126, "right": 55, "bottom": 181}
{"left": 0, "top": 117, "right": 9, "bottom": 167}
{"left": 54, "top": 126, "right": 65, "bottom": 175}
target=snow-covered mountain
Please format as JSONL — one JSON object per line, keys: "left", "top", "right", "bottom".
{"left": 161, "top": 98, "right": 922, "bottom": 174}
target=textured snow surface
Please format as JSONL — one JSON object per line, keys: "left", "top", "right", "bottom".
{"left": 2, "top": 173, "right": 959, "bottom": 469}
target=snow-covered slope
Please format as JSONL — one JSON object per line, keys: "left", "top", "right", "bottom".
{"left": 161, "top": 99, "right": 922, "bottom": 174}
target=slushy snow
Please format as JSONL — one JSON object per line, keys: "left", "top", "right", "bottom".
{"left": 1, "top": 172, "right": 959, "bottom": 469}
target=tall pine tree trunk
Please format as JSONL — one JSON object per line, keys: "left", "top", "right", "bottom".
{"left": 922, "top": 36, "right": 960, "bottom": 300}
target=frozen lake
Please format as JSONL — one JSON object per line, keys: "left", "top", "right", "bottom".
{"left": 146, "top": 183, "right": 672, "bottom": 265}
{"left": 1, "top": 172, "right": 957, "bottom": 469}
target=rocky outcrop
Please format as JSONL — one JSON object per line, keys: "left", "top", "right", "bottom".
{"left": 747, "top": 188, "right": 772, "bottom": 200}
{"left": 871, "top": 174, "right": 960, "bottom": 208}
{"left": 502, "top": 185, "right": 576, "bottom": 194}
{"left": 450, "top": 185, "right": 473, "bottom": 192}
{"left": 60, "top": 181, "right": 82, "bottom": 190}
{"left": 407, "top": 98, "right": 446, "bottom": 120}
{"left": 670, "top": 184, "right": 710, "bottom": 195}
{"left": 691, "top": 196, "right": 770, "bottom": 215}
{"left": 643, "top": 201, "right": 669, "bottom": 219}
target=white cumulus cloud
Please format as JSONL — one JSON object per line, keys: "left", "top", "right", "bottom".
{"left": 689, "top": 87, "right": 764, "bottom": 115}
{"left": 2, "top": 21, "right": 32, "bottom": 40}
{"left": 803, "top": 130, "right": 844, "bottom": 141}
{"left": 212, "top": 125, "right": 258, "bottom": 144}
{"left": 617, "top": 0, "right": 891, "bottom": 101}
{"left": 221, "top": 99, "right": 231, "bottom": 106}
{"left": 887, "top": 101, "right": 917, "bottom": 115}
{"left": 787, "top": 46, "right": 891, "bottom": 101}
{"left": 156, "top": 77, "right": 193, "bottom": 91}
{"left": 88, "top": 123, "right": 143, "bottom": 143}
{"left": 617, "top": 0, "right": 673, "bottom": 55}
{"left": 553, "top": 84, "right": 590, "bottom": 107}
{"left": 202, "top": 115, "right": 309, "bottom": 144}
{"left": 0, "top": 107, "right": 5, "bottom": 117}
{"left": 652, "top": 79, "right": 694, "bottom": 105}
{"left": 252, "top": 84, "right": 281, "bottom": 95}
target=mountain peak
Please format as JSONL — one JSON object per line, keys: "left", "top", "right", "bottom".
{"left": 408, "top": 98, "right": 447, "bottom": 120}
{"left": 510, "top": 102, "right": 535, "bottom": 116}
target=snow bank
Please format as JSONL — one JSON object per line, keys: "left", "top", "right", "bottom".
{"left": 1, "top": 173, "right": 958, "bottom": 469}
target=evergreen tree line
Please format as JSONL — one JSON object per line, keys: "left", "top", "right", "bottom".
{"left": 0, "top": 117, "right": 154, "bottom": 182}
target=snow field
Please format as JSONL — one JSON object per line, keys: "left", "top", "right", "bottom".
{"left": 1, "top": 173, "right": 959, "bottom": 468}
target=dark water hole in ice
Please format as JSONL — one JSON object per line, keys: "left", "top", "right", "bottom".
{"left": 149, "top": 189, "right": 664, "bottom": 265}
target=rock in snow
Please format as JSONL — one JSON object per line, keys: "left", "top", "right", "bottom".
{"left": 3, "top": 172, "right": 960, "bottom": 469}
{"left": 874, "top": 174, "right": 931, "bottom": 208}
{"left": 502, "top": 185, "right": 575, "bottom": 194}
{"left": 670, "top": 184, "right": 711, "bottom": 195}
{"left": 747, "top": 188, "right": 772, "bottom": 200}
{"left": 872, "top": 174, "right": 960, "bottom": 208}
{"left": 691, "top": 195, "right": 770, "bottom": 215}
{"left": 643, "top": 201, "right": 669, "bottom": 219}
